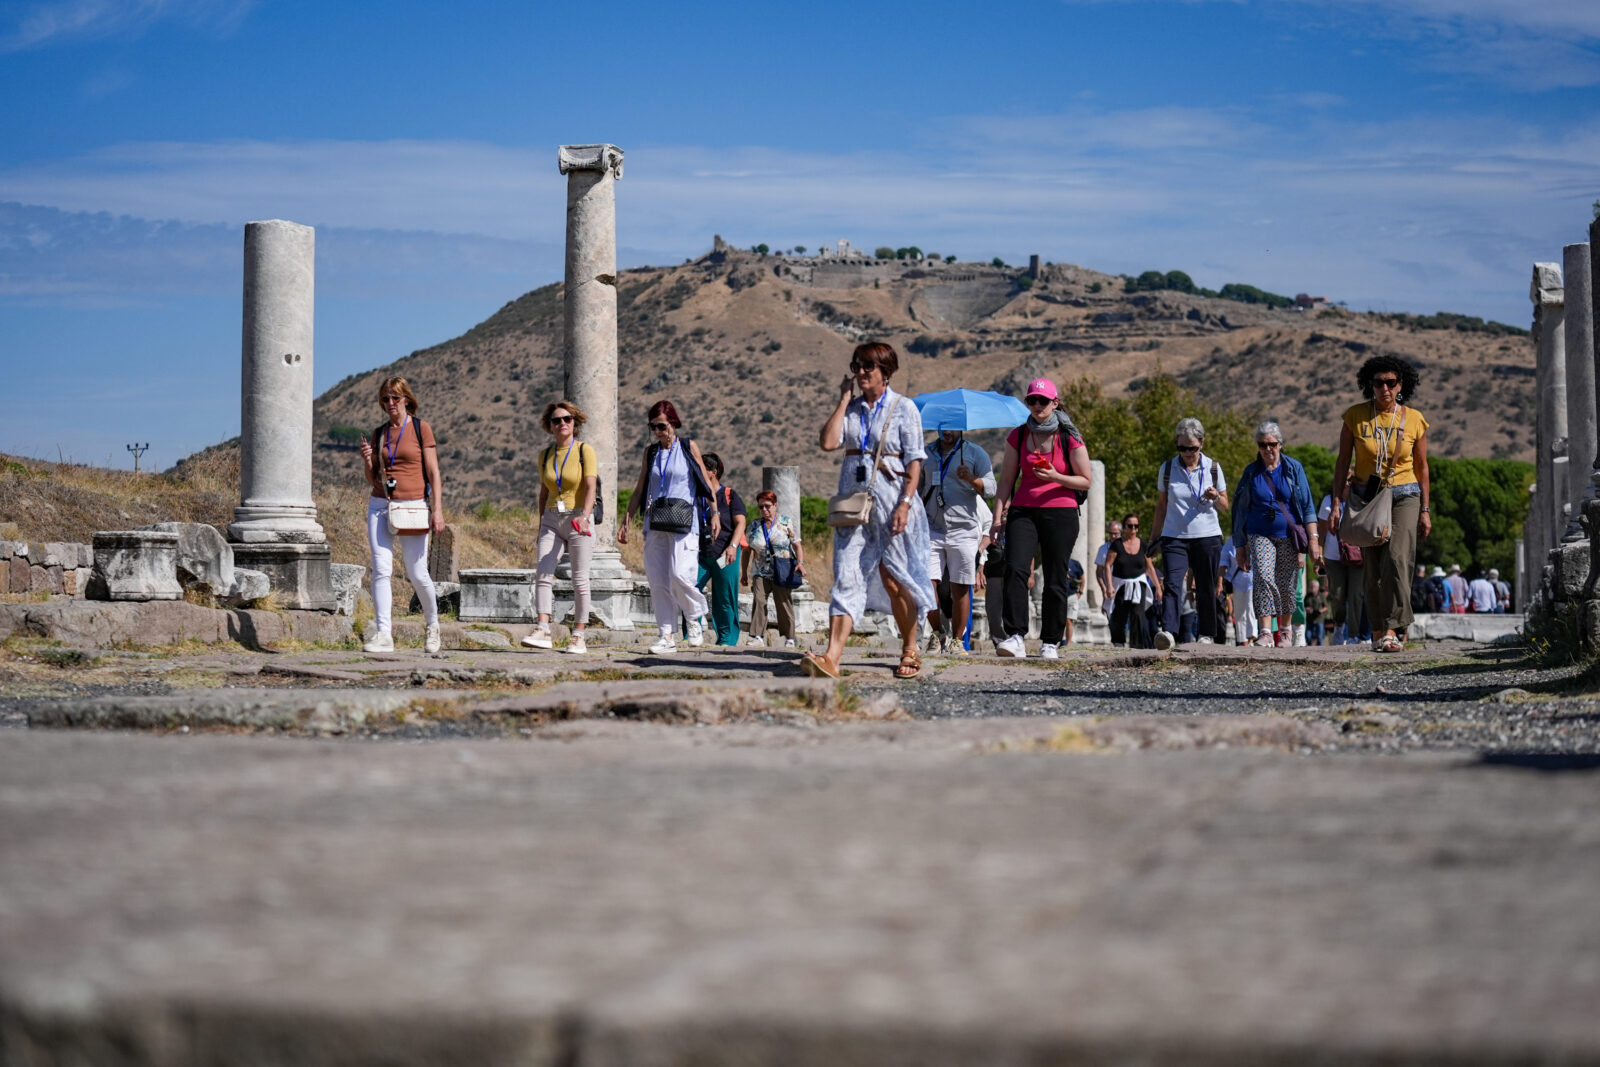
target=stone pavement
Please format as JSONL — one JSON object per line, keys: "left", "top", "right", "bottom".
{"left": 2, "top": 638, "right": 1599, "bottom": 1063}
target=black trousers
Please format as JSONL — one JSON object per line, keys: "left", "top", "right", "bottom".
{"left": 1002, "top": 506, "right": 1080, "bottom": 644}
{"left": 1159, "top": 535, "right": 1222, "bottom": 641}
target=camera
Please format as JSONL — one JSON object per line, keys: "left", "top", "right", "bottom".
{"left": 385, "top": 477, "right": 397, "bottom": 493}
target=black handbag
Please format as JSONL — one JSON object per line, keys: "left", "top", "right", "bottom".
{"left": 647, "top": 496, "right": 695, "bottom": 534}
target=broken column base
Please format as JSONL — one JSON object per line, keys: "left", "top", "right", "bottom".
{"left": 90, "top": 531, "right": 184, "bottom": 602}
{"left": 459, "top": 569, "right": 537, "bottom": 623}
{"left": 231, "top": 543, "right": 337, "bottom": 612}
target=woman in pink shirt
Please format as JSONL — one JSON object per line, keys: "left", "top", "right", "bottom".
{"left": 988, "top": 378, "right": 1093, "bottom": 658}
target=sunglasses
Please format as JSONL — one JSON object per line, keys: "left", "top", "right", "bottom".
{"left": 1372, "top": 377, "right": 1401, "bottom": 389}
{"left": 649, "top": 421, "right": 672, "bottom": 432}
{"left": 1126, "top": 522, "right": 1140, "bottom": 529}
{"left": 1257, "top": 441, "right": 1281, "bottom": 449}
{"left": 1025, "top": 396, "right": 1053, "bottom": 407}
{"left": 1177, "top": 445, "right": 1200, "bottom": 454}
{"left": 381, "top": 395, "right": 404, "bottom": 405}
{"left": 849, "top": 361, "right": 880, "bottom": 374}
{"left": 550, "top": 414, "right": 574, "bottom": 424}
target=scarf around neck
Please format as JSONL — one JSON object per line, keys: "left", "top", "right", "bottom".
{"left": 1028, "top": 409, "right": 1082, "bottom": 441}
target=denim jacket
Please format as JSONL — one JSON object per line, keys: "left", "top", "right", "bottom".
{"left": 1232, "top": 455, "right": 1317, "bottom": 542}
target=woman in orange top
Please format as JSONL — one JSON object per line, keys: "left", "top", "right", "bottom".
{"left": 358, "top": 375, "right": 445, "bottom": 654}
{"left": 1329, "top": 356, "right": 1430, "bottom": 653}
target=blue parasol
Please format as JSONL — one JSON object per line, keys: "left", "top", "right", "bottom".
{"left": 912, "top": 388, "right": 1031, "bottom": 432}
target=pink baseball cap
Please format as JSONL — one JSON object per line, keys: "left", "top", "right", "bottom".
{"left": 1024, "top": 378, "right": 1059, "bottom": 401}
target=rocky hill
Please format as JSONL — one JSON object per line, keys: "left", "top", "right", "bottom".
{"left": 277, "top": 244, "right": 1531, "bottom": 506}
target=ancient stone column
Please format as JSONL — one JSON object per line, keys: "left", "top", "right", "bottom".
{"left": 558, "top": 144, "right": 634, "bottom": 628}
{"left": 230, "top": 221, "right": 324, "bottom": 544}
{"left": 1562, "top": 243, "right": 1594, "bottom": 541}
{"left": 761, "top": 464, "right": 820, "bottom": 632}
{"left": 1532, "top": 262, "right": 1566, "bottom": 581}
{"left": 1085, "top": 460, "right": 1106, "bottom": 610}
{"left": 227, "top": 220, "right": 335, "bottom": 610}
{"left": 762, "top": 466, "right": 803, "bottom": 531}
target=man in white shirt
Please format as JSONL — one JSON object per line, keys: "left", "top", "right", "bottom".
{"left": 922, "top": 431, "right": 996, "bottom": 653}
{"left": 1095, "top": 520, "right": 1121, "bottom": 603}
{"left": 1467, "top": 572, "right": 1498, "bottom": 614}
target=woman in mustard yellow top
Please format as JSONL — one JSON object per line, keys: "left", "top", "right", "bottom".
{"left": 525, "top": 399, "right": 598, "bottom": 655}
{"left": 1329, "top": 356, "right": 1431, "bottom": 653}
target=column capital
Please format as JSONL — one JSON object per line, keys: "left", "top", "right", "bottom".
{"left": 1532, "top": 261, "right": 1564, "bottom": 307}
{"left": 558, "top": 144, "right": 624, "bottom": 179}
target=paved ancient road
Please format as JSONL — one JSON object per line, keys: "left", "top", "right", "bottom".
{"left": 2, "top": 639, "right": 1598, "bottom": 1064}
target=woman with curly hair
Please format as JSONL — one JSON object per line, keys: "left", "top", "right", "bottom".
{"left": 1329, "top": 355, "right": 1430, "bottom": 652}
{"left": 523, "top": 399, "right": 597, "bottom": 655}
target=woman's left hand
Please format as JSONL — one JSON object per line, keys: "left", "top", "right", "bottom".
{"left": 431, "top": 510, "right": 445, "bottom": 535}
{"left": 890, "top": 500, "right": 911, "bottom": 536}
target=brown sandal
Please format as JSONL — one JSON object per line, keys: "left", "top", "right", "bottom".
{"left": 801, "top": 652, "right": 841, "bottom": 679}
{"left": 894, "top": 650, "right": 922, "bottom": 679}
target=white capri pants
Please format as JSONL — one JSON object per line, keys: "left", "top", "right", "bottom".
{"left": 367, "top": 497, "right": 437, "bottom": 633}
{"left": 534, "top": 508, "right": 594, "bottom": 626}
{"left": 643, "top": 529, "right": 708, "bottom": 632}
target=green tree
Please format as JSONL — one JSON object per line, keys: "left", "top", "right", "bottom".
{"left": 1418, "top": 457, "right": 1533, "bottom": 577}
{"left": 945, "top": 255, "right": 957, "bottom": 263}
{"left": 327, "top": 425, "right": 365, "bottom": 447}
{"left": 753, "top": 243, "right": 770, "bottom": 255}
{"left": 794, "top": 245, "right": 806, "bottom": 254}
{"left": 1284, "top": 443, "right": 1335, "bottom": 503}
{"left": 874, "top": 246, "right": 895, "bottom": 259}
{"left": 991, "top": 256, "right": 1006, "bottom": 268}
{"left": 1163, "top": 270, "right": 1196, "bottom": 294}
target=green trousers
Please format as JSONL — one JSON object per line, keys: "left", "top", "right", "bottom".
{"left": 697, "top": 547, "right": 743, "bottom": 646}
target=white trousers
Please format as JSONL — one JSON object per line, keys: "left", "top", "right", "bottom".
{"left": 367, "top": 498, "right": 437, "bottom": 632}
{"left": 643, "top": 529, "right": 707, "bottom": 633}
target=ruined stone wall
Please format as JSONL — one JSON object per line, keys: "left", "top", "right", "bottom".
{"left": 1, "top": 540, "right": 94, "bottom": 598}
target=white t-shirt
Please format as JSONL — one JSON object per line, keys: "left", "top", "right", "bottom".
{"left": 1318, "top": 495, "right": 1340, "bottom": 559}
{"left": 1159, "top": 454, "right": 1227, "bottom": 539}
{"left": 1467, "top": 577, "right": 1498, "bottom": 613}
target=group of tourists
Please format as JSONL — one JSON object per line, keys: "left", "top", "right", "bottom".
{"left": 354, "top": 346, "right": 1448, "bottom": 666}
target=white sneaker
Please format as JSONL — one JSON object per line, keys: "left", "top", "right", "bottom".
{"left": 1039, "top": 643, "right": 1059, "bottom": 660}
{"left": 362, "top": 630, "right": 394, "bottom": 653}
{"left": 565, "top": 632, "right": 588, "bottom": 655}
{"left": 1153, "top": 630, "right": 1176, "bottom": 652}
{"left": 1196, "top": 636, "right": 1214, "bottom": 645}
{"left": 747, "top": 635, "right": 767, "bottom": 648}
{"left": 1292, "top": 624, "right": 1306, "bottom": 647}
{"left": 649, "top": 635, "right": 677, "bottom": 655}
{"left": 521, "top": 624, "right": 554, "bottom": 650}
{"left": 783, "top": 638, "right": 796, "bottom": 648}
{"left": 424, "top": 623, "right": 441, "bottom": 654}
{"left": 925, "top": 631, "right": 942, "bottom": 653}
{"left": 686, "top": 620, "right": 704, "bottom": 647}
{"left": 996, "top": 634, "right": 1026, "bottom": 658}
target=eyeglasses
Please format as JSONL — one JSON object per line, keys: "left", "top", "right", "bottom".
{"left": 1177, "top": 445, "right": 1200, "bottom": 454}
{"left": 649, "top": 422, "right": 672, "bottom": 432}
{"left": 1025, "top": 396, "right": 1053, "bottom": 407}
{"left": 550, "top": 415, "right": 574, "bottom": 424}
{"left": 1125, "top": 522, "right": 1140, "bottom": 529}
{"left": 381, "top": 395, "right": 403, "bottom": 406}
{"left": 1257, "top": 440, "right": 1281, "bottom": 449}
{"left": 1372, "top": 377, "right": 1401, "bottom": 390}
{"left": 849, "top": 361, "right": 880, "bottom": 374}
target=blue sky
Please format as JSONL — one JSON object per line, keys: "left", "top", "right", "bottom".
{"left": 2, "top": 0, "right": 1597, "bottom": 469}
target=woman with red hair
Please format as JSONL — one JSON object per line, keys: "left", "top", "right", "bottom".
{"left": 620, "top": 400, "right": 720, "bottom": 654}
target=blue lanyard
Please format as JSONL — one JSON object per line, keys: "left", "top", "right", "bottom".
{"left": 761, "top": 519, "right": 773, "bottom": 549}
{"left": 654, "top": 439, "right": 676, "bottom": 496}
{"left": 385, "top": 416, "right": 409, "bottom": 469}
{"left": 938, "top": 441, "right": 959, "bottom": 485}
{"left": 1183, "top": 453, "right": 1205, "bottom": 502}
{"left": 859, "top": 392, "right": 888, "bottom": 456}
{"left": 555, "top": 441, "right": 576, "bottom": 497}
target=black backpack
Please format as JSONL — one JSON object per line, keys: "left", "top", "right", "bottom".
{"left": 1424, "top": 576, "right": 1448, "bottom": 613}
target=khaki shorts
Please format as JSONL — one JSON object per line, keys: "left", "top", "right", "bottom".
{"left": 930, "top": 533, "right": 980, "bottom": 586}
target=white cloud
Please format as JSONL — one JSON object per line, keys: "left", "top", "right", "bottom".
{"left": 1, "top": 0, "right": 253, "bottom": 52}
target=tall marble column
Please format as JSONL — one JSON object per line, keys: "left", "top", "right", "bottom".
{"left": 1085, "top": 459, "right": 1106, "bottom": 610}
{"left": 1531, "top": 262, "right": 1566, "bottom": 580}
{"left": 558, "top": 144, "right": 634, "bottom": 628}
{"left": 762, "top": 464, "right": 821, "bottom": 632}
{"left": 762, "top": 465, "right": 802, "bottom": 531}
{"left": 227, "top": 220, "right": 334, "bottom": 610}
{"left": 1562, "top": 243, "right": 1594, "bottom": 541}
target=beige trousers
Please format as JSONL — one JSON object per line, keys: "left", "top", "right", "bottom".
{"left": 748, "top": 574, "right": 796, "bottom": 640}
{"left": 1362, "top": 493, "right": 1421, "bottom": 632}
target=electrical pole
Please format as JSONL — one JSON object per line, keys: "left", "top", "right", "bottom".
{"left": 126, "top": 443, "right": 149, "bottom": 473}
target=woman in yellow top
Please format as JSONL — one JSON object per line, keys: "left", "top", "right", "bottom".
{"left": 1329, "top": 356, "right": 1431, "bottom": 653}
{"left": 524, "top": 399, "right": 598, "bottom": 655}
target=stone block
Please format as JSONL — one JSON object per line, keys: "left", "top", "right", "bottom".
{"left": 9, "top": 554, "right": 31, "bottom": 591}
{"left": 218, "top": 568, "right": 272, "bottom": 608}
{"left": 41, "top": 542, "right": 76, "bottom": 568}
{"left": 231, "top": 543, "right": 337, "bottom": 612}
{"left": 63, "top": 567, "right": 92, "bottom": 597}
{"left": 329, "top": 563, "right": 367, "bottom": 617}
{"left": 93, "top": 531, "right": 185, "bottom": 602}
{"left": 410, "top": 580, "right": 460, "bottom": 617}
{"left": 458, "top": 569, "right": 537, "bottom": 623}
{"left": 142, "top": 522, "right": 234, "bottom": 595}
{"left": 0, "top": 540, "right": 10, "bottom": 562}
{"left": 429, "top": 524, "right": 461, "bottom": 583}
{"left": 0, "top": 599, "right": 352, "bottom": 649}
{"left": 30, "top": 564, "right": 64, "bottom": 595}
{"left": 1555, "top": 540, "right": 1590, "bottom": 601}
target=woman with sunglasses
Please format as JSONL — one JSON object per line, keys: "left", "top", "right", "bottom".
{"left": 1103, "top": 513, "right": 1163, "bottom": 647}
{"left": 988, "top": 378, "right": 1092, "bottom": 659}
{"left": 802, "top": 342, "right": 937, "bottom": 680}
{"left": 1151, "top": 417, "right": 1229, "bottom": 648}
{"left": 1329, "top": 356, "right": 1430, "bottom": 653}
{"left": 742, "top": 490, "right": 804, "bottom": 647}
{"left": 1231, "top": 421, "right": 1321, "bottom": 647}
{"left": 524, "top": 399, "right": 596, "bottom": 655}
{"left": 619, "top": 400, "right": 720, "bottom": 655}
{"left": 357, "top": 375, "right": 444, "bottom": 655}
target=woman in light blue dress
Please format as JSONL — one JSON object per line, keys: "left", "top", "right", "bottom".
{"left": 802, "top": 342, "right": 937, "bottom": 679}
